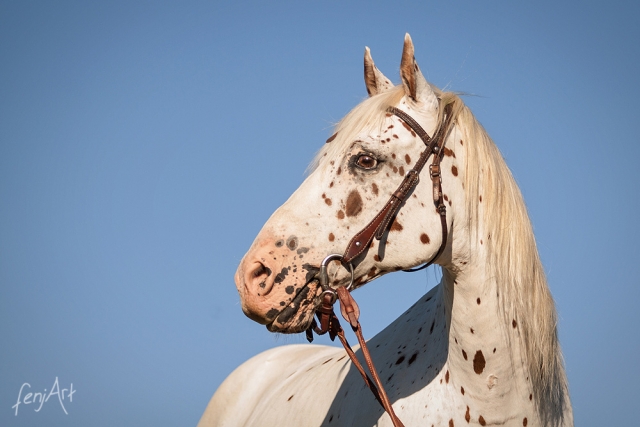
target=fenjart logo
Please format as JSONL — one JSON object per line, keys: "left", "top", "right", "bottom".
{"left": 12, "top": 377, "right": 75, "bottom": 416}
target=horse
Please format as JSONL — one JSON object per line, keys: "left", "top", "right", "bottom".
{"left": 198, "top": 34, "right": 573, "bottom": 427}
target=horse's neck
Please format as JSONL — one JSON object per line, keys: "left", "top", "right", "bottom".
{"left": 434, "top": 157, "right": 532, "bottom": 414}
{"left": 366, "top": 266, "right": 537, "bottom": 424}
{"left": 441, "top": 266, "right": 533, "bottom": 411}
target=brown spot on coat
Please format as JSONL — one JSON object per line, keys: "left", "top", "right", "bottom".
{"left": 465, "top": 406, "right": 470, "bottom": 422}
{"left": 451, "top": 165, "right": 458, "bottom": 176}
{"left": 420, "top": 233, "right": 430, "bottom": 244}
{"left": 477, "top": 298, "right": 481, "bottom": 305}
{"left": 405, "top": 154, "right": 411, "bottom": 164}
{"left": 461, "top": 386, "right": 465, "bottom": 395}
{"left": 372, "top": 183, "right": 378, "bottom": 195}
{"left": 462, "top": 349, "right": 468, "bottom": 360}
{"left": 479, "top": 195, "right": 483, "bottom": 202}
{"left": 443, "top": 147, "right": 456, "bottom": 158}
{"left": 367, "top": 266, "right": 377, "bottom": 278}
{"left": 479, "top": 415, "right": 486, "bottom": 426}
{"left": 336, "top": 166, "right": 342, "bottom": 175}
{"left": 473, "top": 350, "right": 486, "bottom": 374}
{"left": 449, "top": 419, "right": 454, "bottom": 427}
{"left": 373, "top": 254, "right": 381, "bottom": 262}
{"left": 328, "top": 233, "right": 335, "bottom": 242}
{"left": 288, "top": 394, "right": 294, "bottom": 401}
{"left": 399, "top": 166, "right": 405, "bottom": 175}
{"left": 445, "top": 370, "right": 450, "bottom": 383}
{"left": 345, "top": 190, "right": 363, "bottom": 217}
{"left": 326, "top": 132, "right": 338, "bottom": 143}
{"left": 390, "top": 219, "right": 403, "bottom": 232}
{"left": 324, "top": 198, "right": 332, "bottom": 206}
{"left": 337, "top": 210, "right": 345, "bottom": 219}
{"left": 523, "top": 418, "right": 528, "bottom": 426}
{"left": 512, "top": 319, "right": 518, "bottom": 328}
{"left": 460, "top": 139, "right": 464, "bottom": 145}
{"left": 287, "top": 237, "right": 298, "bottom": 250}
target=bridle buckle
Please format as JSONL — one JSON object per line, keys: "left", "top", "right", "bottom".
{"left": 429, "top": 163, "right": 441, "bottom": 179}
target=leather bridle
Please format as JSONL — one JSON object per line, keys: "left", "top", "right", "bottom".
{"left": 305, "top": 103, "right": 456, "bottom": 427}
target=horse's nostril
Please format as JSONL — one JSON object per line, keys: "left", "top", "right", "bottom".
{"left": 246, "top": 261, "right": 275, "bottom": 297}
{"left": 253, "top": 262, "right": 272, "bottom": 279}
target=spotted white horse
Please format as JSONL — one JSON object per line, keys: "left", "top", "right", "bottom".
{"left": 199, "top": 35, "right": 573, "bottom": 427}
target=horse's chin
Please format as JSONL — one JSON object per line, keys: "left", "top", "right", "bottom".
{"left": 266, "top": 310, "right": 316, "bottom": 333}
{"left": 265, "top": 281, "right": 321, "bottom": 333}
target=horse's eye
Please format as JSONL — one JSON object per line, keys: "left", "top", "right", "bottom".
{"left": 355, "top": 154, "right": 378, "bottom": 170}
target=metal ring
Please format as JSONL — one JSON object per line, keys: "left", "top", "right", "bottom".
{"left": 319, "top": 254, "right": 355, "bottom": 291}
{"left": 321, "top": 253, "right": 344, "bottom": 268}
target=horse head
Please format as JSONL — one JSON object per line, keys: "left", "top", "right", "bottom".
{"left": 235, "top": 34, "right": 465, "bottom": 334}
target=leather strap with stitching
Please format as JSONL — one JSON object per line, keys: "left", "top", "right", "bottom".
{"left": 343, "top": 103, "right": 453, "bottom": 265}
{"left": 308, "top": 294, "right": 406, "bottom": 427}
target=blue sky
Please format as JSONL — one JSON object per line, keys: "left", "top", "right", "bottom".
{"left": 1, "top": 1, "right": 638, "bottom": 426}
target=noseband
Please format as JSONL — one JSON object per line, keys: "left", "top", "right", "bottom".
{"left": 305, "top": 103, "right": 455, "bottom": 427}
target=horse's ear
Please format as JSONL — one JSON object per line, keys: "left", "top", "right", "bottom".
{"left": 364, "top": 47, "right": 393, "bottom": 97}
{"left": 400, "top": 33, "right": 438, "bottom": 109}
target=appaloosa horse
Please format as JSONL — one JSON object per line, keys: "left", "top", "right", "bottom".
{"left": 199, "top": 34, "right": 573, "bottom": 427}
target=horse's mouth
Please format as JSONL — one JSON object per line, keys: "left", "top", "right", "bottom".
{"left": 266, "top": 279, "right": 322, "bottom": 333}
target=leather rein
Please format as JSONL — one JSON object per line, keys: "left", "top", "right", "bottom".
{"left": 305, "top": 103, "right": 455, "bottom": 427}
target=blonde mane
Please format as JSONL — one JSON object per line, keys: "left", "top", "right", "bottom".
{"left": 453, "top": 93, "right": 569, "bottom": 426}
{"left": 315, "top": 86, "right": 569, "bottom": 425}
